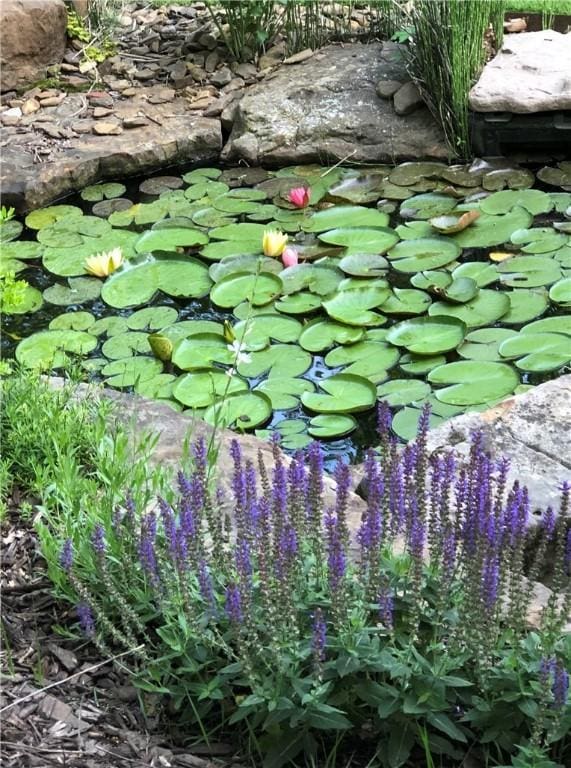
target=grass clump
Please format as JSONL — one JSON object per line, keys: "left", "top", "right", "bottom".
{"left": 9, "top": 371, "right": 568, "bottom": 768}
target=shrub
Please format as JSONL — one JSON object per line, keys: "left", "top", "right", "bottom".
{"left": 40, "top": 401, "right": 571, "bottom": 767}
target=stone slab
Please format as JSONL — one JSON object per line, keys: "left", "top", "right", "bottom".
{"left": 469, "top": 31, "right": 571, "bottom": 113}
{"left": 222, "top": 42, "right": 447, "bottom": 165}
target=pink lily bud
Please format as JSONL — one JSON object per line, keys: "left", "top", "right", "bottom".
{"left": 281, "top": 246, "right": 299, "bottom": 267}
{"left": 287, "top": 186, "right": 311, "bottom": 208}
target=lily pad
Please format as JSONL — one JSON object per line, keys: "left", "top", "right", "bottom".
{"left": 376, "top": 379, "right": 431, "bottom": 406}
{"left": 275, "top": 292, "right": 322, "bottom": 314}
{"left": 428, "top": 289, "right": 510, "bottom": 328}
{"left": 172, "top": 333, "right": 233, "bottom": 370}
{"left": 429, "top": 209, "right": 480, "bottom": 234}
{"left": 303, "top": 205, "right": 389, "bottom": 232}
{"left": 318, "top": 227, "right": 399, "bottom": 254}
{"left": 400, "top": 193, "right": 457, "bottom": 220}
{"left": 499, "top": 333, "right": 571, "bottom": 372}
{"left": 511, "top": 228, "right": 568, "bottom": 254}
{"left": 102, "top": 356, "right": 163, "bottom": 388}
{"left": 208, "top": 255, "right": 281, "bottom": 282}
{"left": 43, "top": 230, "right": 138, "bottom": 277}
{"left": 322, "top": 284, "right": 389, "bottom": 326}
{"left": 49, "top": 311, "right": 95, "bottom": 331}
{"left": 452, "top": 261, "right": 498, "bottom": 287}
{"left": 43, "top": 277, "right": 102, "bottom": 305}
{"left": 16, "top": 329, "right": 97, "bottom": 369}
{"left": 389, "top": 162, "right": 446, "bottom": 186}
{"left": 301, "top": 373, "right": 376, "bottom": 414}
{"left": 338, "top": 253, "right": 389, "bottom": 277}
{"left": 135, "top": 373, "right": 177, "bottom": 400}
{"left": 203, "top": 391, "right": 272, "bottom": 430}
{"left": 428, "top": 361, "right": 519, "bottom": 406}
{"left": 89, "top": 316, "right": 129, "bottom": 337}
{"left": 237, "top": 344, "right": 312, "bottom": 378}
{"left": 2, "top": 283, "right": 42, "bottom": 314}
{"left": 324, "top": 341, "right": 399, "bottom": 370}
{"left": 522, "top": 316, "right": 571, "bottom": 336}
{"left": 458, "top": 328, "right": 517, "bottom": 361}
{"left": 233, "top": 314, "right": 302, "bottom": 349}
{"left": 255, "top": 377, "right": 314, "bottom": 410}
{"left": 497, "top": 256, "right": 562, "bottom": 288}
{"left": 135, "top": 227, "right": 209, "bottom": 253}
{"left": 81, "top": 183, "right": 126, "bottom": 202}
{"left": 299, "top": 319, "right": 365, "bottom": 352}
{"left": 209, "top": 222, "right": 267, "bottom": 241}
{"left": 0, "top": 241, "right": 44, "bottom": 261}
{"left": 386, "top": 316, "right": 466, "bottom": 354}
{"left": 381, "top": 288, "right": 432, "bottom": 315}
{"left": 210, "top": 271, "right": 282, "bottom": 308}
{"left": 549, "top": 277, "right": 571, "bottom": 307}
{"left": 480, "top": 189, "right": 553, "bottom": 216}
{"left": 139, "top": 175, "right": 183, "bottom": 195}
{"left": 172, "top": 369, "right": 248, "bottom": 408}
{"left": 280, "top": 264, "right": 342, "bottom": 296}
{"left": 481, "top": 167, "right": 534, "bottom": 191}
{"left": 391, "top": 402, "right": 451, "bottom": 441}
{"left": 399, "top": 353, "right": 447, "bottom": 374}
{"left": 387, "top": 238, "right": 460, "bottom": 273}
{"left": 102, "top": 331, "right": 152, "bottom": 359}
{"left": 501, "top": 288, "right": 549, "bottom": 324}
{"left": 25, "top": 205, "right": 83, "bottom": 230}
{"left": 307, "top": 414, "right": 357, "bottom": 438}
{"left": 0, "top": 220, "right": 23, "bottom": 242}
{"left": 126, "top": 306, "right": 178, "bottom": 331}
{"left": 327, "top": 175, "right": 386, "bottom": 204}
{"left": 451, "top": 207, "right": 533, "bottom": 248}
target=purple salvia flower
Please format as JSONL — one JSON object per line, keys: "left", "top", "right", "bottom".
{"left": 307, "top": 441, "right": 324, "bottom": 518}
{"left": 325, "top": 510, "right": 346, "bottom": 594}
{"left": 559, "top": 481, "right": 570, "bottom": 519}
{"left": 139, "top": 513, "right": 159, "bottom": 585}
{"left": 235, "top": 537, "right": 253, "bottom": 586}
{"left": 359, "top": 450, "right": 383, "bottom": 555}
{"left": 198, "top": 558, "right": 216, "bottom": 611}
{"left": 245, "top": 459, "right": 258, "bottom": 533}
{"left": 409, "top": 513, "right": 425, "bottom": 563}
{"left": 77, "top": 602, "right": 95, "bottom": 637}
{"left": 540, "top": 656, "right": 556, "bottom": 687}
{"left": 124, "top": 494, "right": 136, "bottom": 526}
{"left": 481, "top": 554, "right": 500, "bottom": 610}
{"left": 158, "top": 497, "right": 177, "bottom": 557}
{"left": 311, "top": 608, "right": 327, "bottom": 663}
{"left": 230, "top": 441, "right": 247, "bottom": 523}
{"left": 378, "top": 587, "right": 394, "bottom": 630}
{"left": 442, "top": 529, "right": 456, "bottom": 582}
{"left": 542, "top": 506, "right": 556, "bottom": 542}
{"left": 91, "top": 524, "right": 106, "bottom": 556}
{"left": 112, "top": 505, "right": 124, "bottom": 534}
{"left": 60, "top": 539, "right": 73, "bottom": 572}
{"left": 225, "top": 583, "right": 242, "bottom": 624}
{"left": 334, "top": 459, "right": 351, "bottom": 545}
{"left": 193, "top": 436, "right": 207, "bottom": 483}
{"left": 566, "top": 528, "right": 571, "bottom": 575}
{"left": 389, "top": 461, "right": 405, "bottom": 536}
{"left": 553, "top": 663, "right": 570, "bottom": 709}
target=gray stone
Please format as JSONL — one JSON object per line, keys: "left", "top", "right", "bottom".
{"left": 0, "top": 0, "right": 67, "bottom": 92}
{"left": 469, "top": 31, "right": 571, "bottom": 113}
{"left": 210, "top": 66, "right": 232, "bottom": 87}
{"left": 376, "top": 79, "right": 403, "bottom": 99}
{"left": 393, "top": 81, "right": 424, "bottom": 116}
{"left": 284, "top": 48, "right": 314, "bottom": 65}
{"left": 222, "top": 43, "right": 446, "bottom": 166}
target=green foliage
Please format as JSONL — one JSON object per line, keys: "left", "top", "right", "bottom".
{"left": 0, "top": 273, "right": 30, "bottom": 314}
{"left": 66, "top": 7, "right": 90, "bottom": 42}
{"left": 0, "top": 205, "right": 16, "bottom": 222}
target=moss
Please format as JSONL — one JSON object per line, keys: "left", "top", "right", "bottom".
{"left": 66, "top": 8, "right": 90, "bottom": 43}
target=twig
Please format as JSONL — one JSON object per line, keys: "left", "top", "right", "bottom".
{"left": 320, "top": 149, "right": 357, "bottom": 176}
{"left": 0, "top": 645, "right": 143, "bottom": 714}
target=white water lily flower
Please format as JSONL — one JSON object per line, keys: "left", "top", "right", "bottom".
{"left": 85, "top": 246, "right": 123, "bottom": 277}
{"left": 227, "top": 340, "right": 251, "bottom": 365}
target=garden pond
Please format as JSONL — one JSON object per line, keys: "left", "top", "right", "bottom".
{"left": 1, "top": 160, "right": 570, "bottom": 464}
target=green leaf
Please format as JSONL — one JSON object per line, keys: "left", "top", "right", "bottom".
{"left": 387, "top": 238, "right": 460, "bottom": 273}
{"left": 172, "top": 369, "right": 248, "bottom": 408}
{"left": 306, "top": 704, "right": 352, "bottom": 730}
{"left": 308, "top": 413, "right": 357, "bottom": 438}
{"left": 135, "top": 227, "right": 209, "bottom": 253}
{"left": 303, "top": 205, "right": 389, "bottom": 232}
{"left": 498, "top": 332, "right": 571, "bottom": 372}
{"left": 376, "top": 379, "right": 431, "bottom": 406}
{"left": 386, "top": 316, "right": 466, "bottom": 354}
{"left": 299, "top": 319, "right": 365, "bottom": 352}
{"left": 428, "top": 289, "right": 510, "bottom": 328}
{"left": 203, "top": 390, "right": 272, "bottom": 430}
{"left": 428, "top": 361, "right": 519, "bottom": 406}
{"left": 318, "top": 227, "right": 399, "bottom": 253}
{"left": 16, "top": 329, "right": 97, "bottom": 369}
{"left": 301, "top": 373, "right": 376, "bottom": 414}
{"left": 427, "top": 712, "right": 467, "bottom": 743}
{"left": 237, "top": 344, "right": 312, "bottom": 378}
{"left": 210, "top": 271, "right": 282, "bottom": 308}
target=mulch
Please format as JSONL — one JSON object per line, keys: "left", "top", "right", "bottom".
{"left": 0, "top": 493, "right": 242, "bottom": 768}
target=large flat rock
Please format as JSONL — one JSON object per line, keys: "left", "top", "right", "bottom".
{"left": 0, "top": 97, "right": 222, "bottom": 212}
{"left": 222, "top": 43, "right": 447, "bottom": 165}
{"left": 470, "top": 31, "right": 571, "bottom": 113}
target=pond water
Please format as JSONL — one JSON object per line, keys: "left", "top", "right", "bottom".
{"left": 1, "top": 161, "right": 570, "bottom": 466}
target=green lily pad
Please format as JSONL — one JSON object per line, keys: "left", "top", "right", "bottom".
{"left": 255, "top": 377, "right": 315, "bottom": 410}
{"left": 452, "top": 261, "right": 498, "bottom": 287}
{"left": 203, "top": 391, "right": 272, "bottom": 430}
{"left": 2, "top": 283, "right": 42, "bottom": 314}
{"left": 102, "top": 356, "right": 163, "bottom": 388}
{"left": 135, "top": 227, "right": 209, "bottom": 253}
{"left": 549, "top": 277, "right": 571, "bottom": 306}
{"left": 126, "top": 306, "right": 178, "bottom": 331}
{"left": 522, "top": 316, "right": 571, "bottom": 336}
{"left": 391, "top": 403, "right": 450, "bottom": 441}
{"left": 101, "top": 255, "right": 212, "bottom": 309}
{"left": 92, "top": 198, "right": 133, "bottom": 218}
{"left": 303, "top": 205, "right": 389, "bottom": 232}
{"left": 275, "top": 292, "right": 322, "bottom": 314}
{"left": 134, "top": 373, "right": 177, "bottom": 400}
{"left": 380, "top": 288, "right": 432, "bottom": 315}
{"left": 386, "top": 316, "right": 466, "bottom": 354}
{"left": 15, "top": 329, "right": 97, "bottom": 369}
{"left": 399, "top": 353, "right": 447, "bottom": 374}
{"left": 25, "top": 205, "right": 83, "bottom": 230}
{"left": 233, "top": 314, "right": 302, "bottom": 349}
{"left": 101, "top": 331, "right": 152, "bottom": 359}
{"left": 237, "top": 344, "right": 312, "bottom": 378}
{"left": 428, "top": 289, "right": 510, "bottom": 328}
{"left": 389, "top": 162, "right": 446, "bottom": 186}
{"left": 184, "top": 181, "right": 229, "bottom": 201}
{"left": 511, "top": 228, "right": 568, "bottom": 254}
{"left": 49, "top": 311, "right": 95, "bottom": 331}
{"left": 191, "top": 207, "right": 235, "bottom": 228}
{"left": 324, "top": 341, "right": 399, "bottom": 370}
{"left": 183, "top": 167, "right": 222, "bottom": 183}
{"left": 210, "top": 271, "right": 282, "bottom": 308}
{"left": 376, "top": 379, "right": 431, "bottom": 406}
{"left": 209, "top": 255, "right": 281, "bottom": 282}
{"left": 43, "top": 277, "right": 102, "bottom": 305}
{"left": 451, "top": 207, "right": 533, "bottom": 248}
{"left": 480, "top": 189, "right": 553, "bottom": 216}
{"left": 139, "top": 175, "right": 183, "bottom": 195}
{"left": 307, "top": 414, "right": 357, "bottom": 438}
{"left": 89, "top": 316, "right": 129, "bottom": 337}
{"left": 162, "top": 320, "right": 223, "bottom": 343}
{"left": 0, "top": 220, "right": 23, "bottom": 242}
{"left": 233, "top": 301, "right": 279, "bottom": 320}
{"left": 318, "top": 227, "right": 398, "bottom": 254}
{"left": 498, "top": 333, "right": 571, "bottom": 372}
{"left": 327, "top": 174, "right": 386, "bottom": 204}
{"left": 497, "top": 256, "right": 562, "bottom": 288}
{"left": 458, "top": 328, "right": 517, "bottom": 361}
{"left": 209, "top": 222, "right": 267, "bottom": 241}
{"left": 0, "top": 241, "right": 44, "bottom": 260}
{"left": 299, "top": 319, "right": 365, "bottom": 352}
{"left": 387, "top": 238, "right": 460, "bottom": 273}
{"left": 37, "top": 215, "right": 112, "bottom": 247}
{"left": 338, "top": 253, "right": 389, "bottom": 277}
{"left": 171, "top": 333, "right": 232, "bottom": 370}
{"left": 322, "top": 284, "right": 389, "bottom": 326}
{"left": 342, "top": 358, "right": 391, "bottom": 383}
{"left": 400, "top": 193, "right": 457, "bottom": 220}
{"left": 301, "top": 373, "right": 376, "bottom": 414}
{"left": 81, "top": 183, "right": 126, "bottom": 202}
{"left": 395, "top": 221, "right": 434, "bottom": 240}
{"left": 200, "top": 239, "right": 261, "bottom": 261}
{"left": 172, "top": 369, "right": 248, "bottom": 408}
{"left": 280, "top": 264, "right": 342, "bottom": 296}
{"left": 428, "top": 361, "right": 519, "bottom": 406}
{"left": 481, "top": 167, "right": 534, "bottom": 191}
{"left": 501, "top": 288, "right": 549, "bottom": 324}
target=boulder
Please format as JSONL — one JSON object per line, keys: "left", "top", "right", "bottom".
{"left": 393, "top": 81, "right": 424, "bottom": 116}
{"left": 469, "top": 31, "right": 571, "bottom": 113}
{"left": 0, "top": 0, "right": 68, "bottom": 92}
{"left": 222, "top": 43, "right": 447, "bottom": 165}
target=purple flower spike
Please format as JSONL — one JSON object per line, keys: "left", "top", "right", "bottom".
{"left": 481, "top": 555, "right": 500, "bottom": 610}
{"left": 542, "top": 506, "right": 555, "bottom": 541}
{"left": 312, "top": 607, "right": 327, "bottom": 663}
{"left": 60, "top": 539, "right": 73, "bottom": 572}
{"left": 77, "top": 602, "right": 95, "bottom": 637}
{"left": 553, "top": 663, "right": 570, "bottom": 709}
{"left": 198, "top": 559, "right": 216, "bottom": 610}
{"left": 91, "top": 524, "right": 106, "bottom": 556}
{"left": 378, "top": 588, "right": 394, "bottom": 630}
{"left": 225, "top": 583, "right": 242, "bottom": 624}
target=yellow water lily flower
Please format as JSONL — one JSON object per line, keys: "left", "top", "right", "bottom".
{"left": 85, "top": 247, "right": 123, "bottom": 277}
{"left": 489, "top": 251, "right": 512, "bottom": 263}
{"left": 262, "top": 229, "right": 288, "bottom": 258}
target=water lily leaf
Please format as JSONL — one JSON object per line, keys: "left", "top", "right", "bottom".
{"left": 255, "top": 377, "right": 314, "bottom": 410}
{"left": 452, "top": 261, "right": 498, "bottom": 287}
{"left": 387, "top": 238, "right": 461, "bottom": 273}
{"left": 481, "top": 167, "right": 534, "bottom": 191}
{"left": 338, "top": 253, "right": 388, "bottom": 277}
{"left": 549, "top": 192, "right": 571, "bottom": 213}
{"left": 237, "top": 344, "right": 312, "bottom": 378}
{"left": 102, "top": 356, "right": 163, "bottom": 388}
{"left": 25, "top": 205, "right": 83, "bottom": 230}
{"left": 139, "top": 175, "right": 183, "bottom": 195}
{"left": 49, "top": 311, "right": 95, "bottom": 331}
{"left": 89, "top": 316, "right": 129, "bottom": 337}
{"left": 303, "top": 205, "right": 389, "bottom": 232}
{"left": 498, "top": 256, "right": 562, "bottom": 288}
{"left": 81, "top": 182, "right": 126, "bottom": 202}
{"left": 16, "top": 329, "right": 97, "bottom": 369}
{"left": 92, "top": 198, "right": 133, "bottom": 218}
{"left": 549, "top": 277, "right": 571, "bottom": 306}
{"left": 43, "top": 277, "right": 102, "bottom": 305}
{"left": 212, "top": 195, "right": 262, "bottom": 214}
{"left": 537, "top": 165, "right": 571, "bottom": 188}
{"left": 2, "top": 283, "right": 42, "bottom": 313}
{"left": 135, "top": 227, "right": 209, "bottom": 253}
{"left": 191, "top": 207, "right": 235, "bottom": 228}
{"left": 173, "top": 368, "right": 247, "bottom": 408}
{"left": 43, "top": 229, "right": 138, "bottom": 277}
{"left": 301, "top": 373, "right": 376, "bottom": 414}
{"left": 233, "top": 314, "right": 302, "bottom": 349}
{"left": 37, "top": 215, "right": 112, "bottom": 247}
{"left": 275, "top": 292, "right": 322, "bottom": 314}
{"left": 200, "top": 239, "right": 261, "bottom": 261}
{"left": 399, "top": 353, "right": 447, "bottom": 374}
{"left": 458, "top": 328, "right": 517, "bottom": 361}
{"left": 376, "top": 379, "right": 431, "bottom": 406}
{"left": 322, "top": 284, "right": 390, "bottom": 326}
{"left": 135, "top": 373, "right": 177, "bottom": 399}
{"left": 210, "top": 271, "right": 282, "bottom": 308}
{"left": 429, "top": 289, "right": 509, "bottom": 328}
{"left": 0, "top": 220, "right": 23, "bottom": 242}
{"left": 377, "top": 287, "right": 432, "bottom": 315}
{"left": 0, "top": 257, "right": 26, "bottom": 275}
{"left": 102, "top": 331, "right": 152, "bottom": 359}
{"left": 299, "top": 319, "right": 365, "bottom": 352}
{"left": 327, "top": 175, "right": 386, "bottom": 204}
{"left": 203, "top": 391, "right": 272, "bottom": 430}
{"left": 247, "top": 204, "right": 281, "bottom": 222}
{"left": 308, "top": 414, "right": 357, "bottom": 438}
{"left": 342, "top": 358, "right": 390, "bottom": 383}
{"left": 389, "top": 162, "right": 446, "bottom": 186}
{"left": 101, "top": 255, "right": 211, "bottom": 309}
{"left": 499, "top": 332, "right": 571, "bottom": 372}
{"left": 183, "top": 167, "right": 222, "bottom": 183}
{"left": 501, "top": 288, "right": 549, "bottom": 324}
{"left": 553, "top": 245, "right": 571, "bottom": 268}
{"left": 324, "top": 341, "right": 399, "bottom": 370}
{"left": 428, "top": 361, "right": 519, "bottom": 405}
{"left": 451, "top": 207, "right": 532, "bottom": 248}
{"left": 410, "top": 270, "right": 451, "bottom": 291}
{"left": 386, "top": 316, "right": 466, "bottom": 354}
{"left": 400, "top": 193, "right": 457, "bottom": 220}
{"left": 171, "top": 333, "right": 233, "bottom": 370}
{"left": 184, "top": 181, "right": 229, "bottom": 200}
{"left": 0, "top": 241, "right": 44, "bottom": 260}
{"left": 318, "top": 227, "right": 398, "bottom": 254}
{"left": 209, "top": 222, "right": 267, "bottom": 241}
{"left": 126, "top": 306, "right": 178, "bottom": 331}
{"left": 395, "top": 221, "right": 435, "bottom": 240}
{"left": 510, "top": 228, "right": 568, "bottom": 254}
{"left": 280, "top": 264, "right": 342, "bottom": 296}
{"left": 162, "top": 320, "right": 223, "bottom": 343}
{"left": 480, "top": 189, "right": 553, "bottom": 216}
{"left": 429, "top": 209, "right": 480, "bottom": 234}
{"left": 523, "top": 316, "right": 571, "bottom": 336}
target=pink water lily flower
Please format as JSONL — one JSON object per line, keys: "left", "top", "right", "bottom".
{"left": 281, "top": 246, "right": 299, "bottom": 268}
{"left": 287, "top": 186, "right": 311, "bottom": 208}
